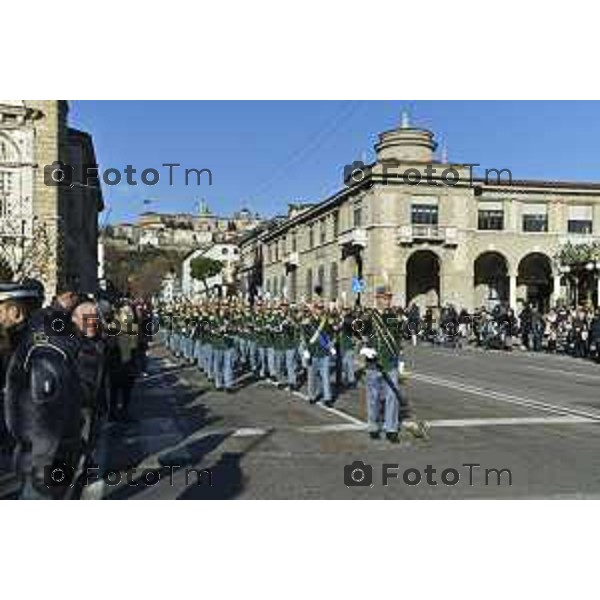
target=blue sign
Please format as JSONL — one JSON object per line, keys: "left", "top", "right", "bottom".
{"left": 351, "top": 277, "right": 365, "bottom": 293}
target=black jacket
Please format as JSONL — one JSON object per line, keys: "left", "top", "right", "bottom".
{"left": 3, "top": 316, "right": 83, "bottom": 497}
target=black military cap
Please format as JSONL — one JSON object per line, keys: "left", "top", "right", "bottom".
{"left": 0, "top": 279, "right": 45, "bottom": 304}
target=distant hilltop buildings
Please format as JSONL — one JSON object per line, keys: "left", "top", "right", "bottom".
{"left": 104, "top": 201, "right": 266, "bottom": 250}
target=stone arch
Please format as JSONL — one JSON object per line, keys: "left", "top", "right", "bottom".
{"left": 0, "top": 131, "right": 22, "bottom": 163}
{"left": 517, "top": 252, "right": 553, "bottom": 311}
{"left": 474, "top": 251, "right": 509, "bottom": 309}
{"left": 406, "top": 249, "right": 441, "bottom": 307}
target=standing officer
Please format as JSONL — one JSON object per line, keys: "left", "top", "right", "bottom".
{"left": 1, "top": 280, "right": 86, "bottom": 498}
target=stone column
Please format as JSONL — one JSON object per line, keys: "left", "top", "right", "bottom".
{"left": 509, "top": 272, "right": 517, "bottom": 310}
{"left": 551, "top": 273, "right": 562, "bottom": 306}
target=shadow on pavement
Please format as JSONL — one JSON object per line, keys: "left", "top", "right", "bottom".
{"left": 98, "top": 352, "right": 248, "bottom": 499}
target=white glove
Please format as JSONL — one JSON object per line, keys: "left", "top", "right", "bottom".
{"left": 398, "top": 361, "right": 405, "bottom": 376}
{"left": 302, "top": 350, "right": 311, "bottom": 361}
{"left": 360, "top": 347, "right": 377, "bottom": 360}
{"left": 330, "top": 347, "right": 337, "bottom": 357}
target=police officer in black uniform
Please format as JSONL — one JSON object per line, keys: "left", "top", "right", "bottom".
{"left": 1, "top": 280, "right": 85, "bottom": 499}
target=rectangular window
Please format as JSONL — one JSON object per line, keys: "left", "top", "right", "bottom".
{"left": 568, "top": 205, "right": 593, "bottom": 234}
{"left": 308, "top": 224, "right": 314, "bottom": 249}
{"left": 412, "top": 204, "right": 438, "bottom": 226}
{"left": 291, "top": 230, "right": 297, "bottom": 252}
{"left": 333, "top": 211, "right": 339, "bottom": 238}
{"left": 353, "top": 202, "right": 363, "bottom": 228}
{"left": 478, "top": 201, "right": 503, "bottom": 231}
{"left": 523, "top": 214, "right": 548, "bottom": 232}
{"left": 522, "top": 204, "right": 548, "bottom": 232}
{"left": 320, "top": 219, "right": 326, "bottom": 244}
{"left": 478, "top": 211, "right": 503, "bottom": 230}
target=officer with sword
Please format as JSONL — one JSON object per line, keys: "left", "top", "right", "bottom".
{"left": 359, "top": 290, "right": 408, "bottom": 443}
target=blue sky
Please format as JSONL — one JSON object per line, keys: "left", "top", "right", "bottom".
{"left": 68, "top": 101, "right": 600, "bottom": 225}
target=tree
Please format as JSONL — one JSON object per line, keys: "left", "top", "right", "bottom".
{"left": 554, "top": 242, "right": 600, "bottom": 266}
{"left": 103, "top": 244, "right": 187, "bottom": 298}
{"left": 190, "top": 256, "right": 223, "bottom": 292}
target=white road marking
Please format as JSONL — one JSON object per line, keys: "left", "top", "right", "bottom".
{"left": 523, "top": 364, "right": 600, "bottom": 381}
{"left": 297, "top": 423, "right": 366, "bottom": 433}
{"left": 232, "top": 427, "right": 268, "bottom": 437}
{"left": 291, "top": 389, "right": 367, "bottom": 426}
{"left": 412, "top": 372, "right": 600, "bottom": 422}
{"left": 427, "top": 416, "right": 595, "bottom": 427}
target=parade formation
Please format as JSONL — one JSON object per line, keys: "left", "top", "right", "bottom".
{"left": 157, "top": 290, "right": 411, "bottom": 442}
{"left": 5, "top": 270, "right": 600, "bottom": 499}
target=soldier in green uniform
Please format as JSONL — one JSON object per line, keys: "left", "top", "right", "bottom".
{"left": 359, "top": 291, "right": 405, "bottom": 443}
{"left": 302, "top": 301, "right": 336, "bottom": 405}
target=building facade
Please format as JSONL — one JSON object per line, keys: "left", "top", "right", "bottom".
{"left": 0, "top": 100, "right": 103, "bottom": 296}
{"left": 261, "top": 116, "right": 600, "bottom": 311}
{"left": 181, "top": 242, "right": 240, "bottom": 299}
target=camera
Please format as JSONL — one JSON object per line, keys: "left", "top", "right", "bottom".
{"left": 43, "top": 309, "right": 74, "bottom": 337}
{"left": 43, "top": 160, "right": 74, "bottom": 187}
{"left": 343, "top": 160, "right": 370, "bottom": 187}
{"left": 44, "top": 461, "right": 75, "bottom": 488}
{"left": 344, "top": 460, "right": 373, "bottom": 487}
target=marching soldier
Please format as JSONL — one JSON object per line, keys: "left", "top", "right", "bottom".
{"left": 336, "top": 306, "right": 357, "bottom": 389}
{"left": 279, "top": 303, "right": 301, "bottom": 390}
{"left": 359, "top": 291, "right": 405, "bottom": 443}
{"left": 302, "top": 301, "right": 336, "bottom": 406}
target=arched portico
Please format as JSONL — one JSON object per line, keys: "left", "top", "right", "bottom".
{"left": 406, "top": 250, "right": 440, "bottom": 307}
{"left": 517, "top": 252, "right": 553, "bottom": 311}
{"left": 474, "top": 251, "right": 509, "bottom": 309}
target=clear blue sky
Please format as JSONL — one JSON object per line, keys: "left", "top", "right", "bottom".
{"left": 68, "top": 101, "right": 600, "bottom": 225}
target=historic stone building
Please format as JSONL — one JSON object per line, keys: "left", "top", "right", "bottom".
{"left": 260, "top": 116, "right": 600, "bottom": 311}
{"left": 0, "top": 100, "right": 103, "bottom": 297}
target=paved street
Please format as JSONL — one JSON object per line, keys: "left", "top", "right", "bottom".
{"left": 58, "top": 342, "right": 600, "bottom": 499}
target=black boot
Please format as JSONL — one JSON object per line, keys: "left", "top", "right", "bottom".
{"left": 386, "top": 431, "right": 400, "bottom": 443}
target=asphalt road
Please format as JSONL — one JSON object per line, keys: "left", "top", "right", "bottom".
{"left": 3, "top": 342, "right": 600, "bottom": 499}
{"left": 68, "top": 342, "right": 600, "bottom": 500}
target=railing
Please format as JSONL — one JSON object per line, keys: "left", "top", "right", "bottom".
{"left": 397, "top": 225, "right": 458, "bottom": 246}
{"left": 0, "top": 216, "right": 31, "bottom": 239}
{"left": 338, "top": 227, "right": 367, "bottom": 248}
{"left": 284, "top": 251, "right": 300, "bottom": 267}
{"left": 412, "top": 224, "right": 443, "bottom": 239}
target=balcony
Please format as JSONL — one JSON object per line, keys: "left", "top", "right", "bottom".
{"left": 0, "top": 217, "right": 31, "bottom": 239}
{"left": 284, "top": 250, "right": 300, "bottom": 268}
{"left": 397, "top": 225, "right": 458, "bottom": 246}
{"left": 338, "top": 227, "right": 367, "bottom": 248}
